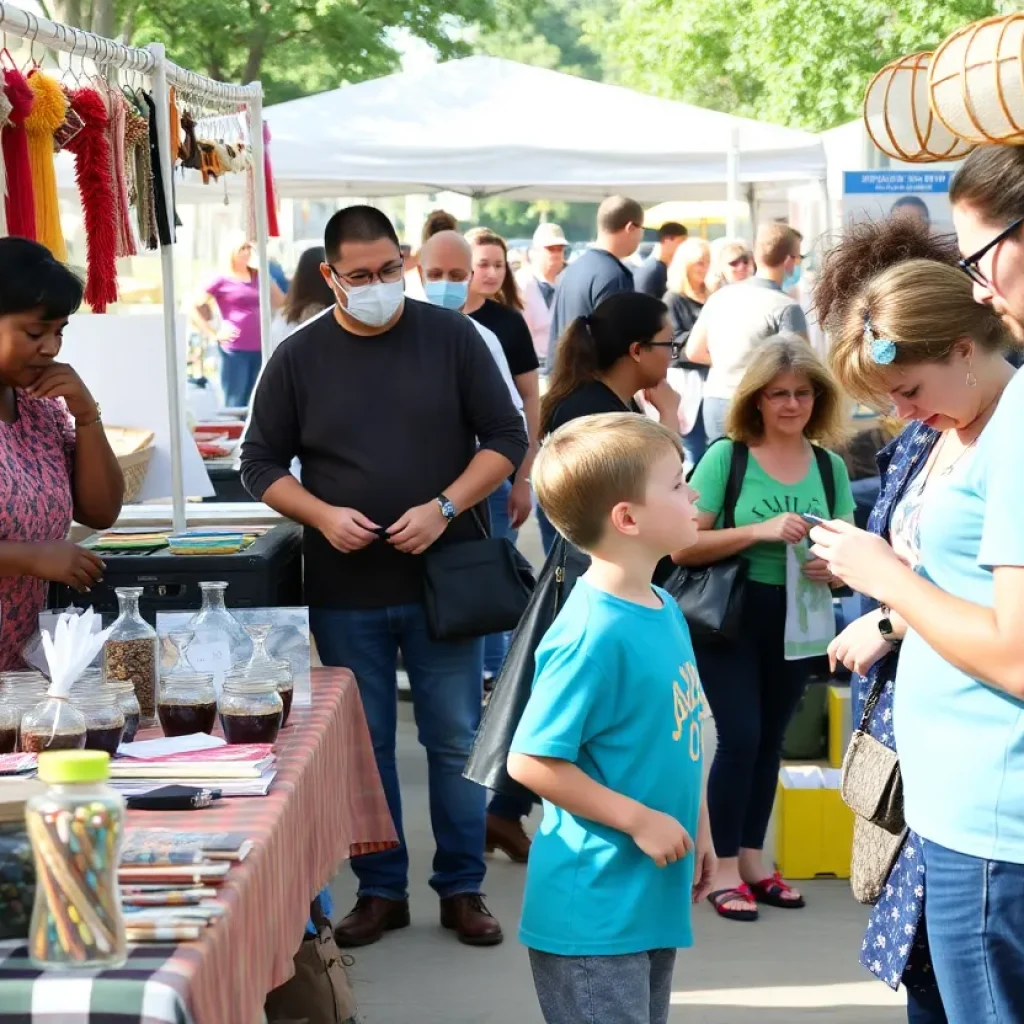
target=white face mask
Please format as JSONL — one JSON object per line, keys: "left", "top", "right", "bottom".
{"left": 334, "top": 275, "right": 405, "bottom": 328}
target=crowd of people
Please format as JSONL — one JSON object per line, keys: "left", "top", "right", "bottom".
{"left": 224, "top": 144, "right": 1024, "bottom": 1024}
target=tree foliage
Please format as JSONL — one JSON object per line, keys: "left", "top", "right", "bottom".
{"left": 582, "top": 0, "right": 1004, "bottom": 131}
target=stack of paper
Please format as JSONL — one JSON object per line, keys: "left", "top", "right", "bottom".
{"left": 109, "top": 742, "right": 277, "bottom": 798}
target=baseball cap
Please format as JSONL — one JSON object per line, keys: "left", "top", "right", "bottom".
{"left": 532, "top": 223, "right": 568, "bottom": 248}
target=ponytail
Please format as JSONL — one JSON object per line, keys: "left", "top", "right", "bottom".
{"left": 541, "top": 317, "right": 599, "bottom": 433}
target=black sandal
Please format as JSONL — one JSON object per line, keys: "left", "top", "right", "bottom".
{"left": 708, "top": 884, "right": 759, "bottom": 922}
{"left": 748, "top": 872, "right": 806, "bottom": 909}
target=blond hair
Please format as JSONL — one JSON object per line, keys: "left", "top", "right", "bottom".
{"left": 727, "top": 335, "right": 847, "bottom": 447}
{"left": 754, "top": 223, "right": 801, "bottom": 269}
{"left": 709, "top": 238, "right": 751, "bottom": 290}
{"left": 667, "top": 237, "right": 711, "bottom": 302}
{"left": 534, "top": 413, "right": 682, "bottom": 551}
{"left": 829, "top": 259, "right": 1008, "bottom": 408}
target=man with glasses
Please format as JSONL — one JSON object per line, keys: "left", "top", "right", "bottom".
{"left": 240, "top": 206, "right": 527, "bottom": 950}
{"left": 686, "top": 223, "right": 808, "bottom": 443}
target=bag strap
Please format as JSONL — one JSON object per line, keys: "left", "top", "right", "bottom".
{"left": 468, "top": 506, "right": 490, "bottom": 540}
{"left": 856, "top": 673, "right": 888, "bottom": 733}
{"left": 723, "top": 441, "right": 749, "bottom": 529}
{"left": 811, "top": 445, "right": 836, "bottom": 518}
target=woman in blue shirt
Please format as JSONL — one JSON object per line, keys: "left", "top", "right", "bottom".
{"left": 811, "top": 159, "right": 1024, "bottom": 1022}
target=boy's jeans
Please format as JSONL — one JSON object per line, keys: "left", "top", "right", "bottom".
{"left": 311, "top": 604, "right": 486, "bottom": 899}
{"left": 528, "top": 949, "right": 676, "bottom": 1024}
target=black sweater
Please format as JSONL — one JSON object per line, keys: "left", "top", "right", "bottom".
{"left": 240, "top": 300, "right": 527, "bottom": 609}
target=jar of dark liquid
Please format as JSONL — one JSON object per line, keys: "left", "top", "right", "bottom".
{"left": 74, "top": 690, "right": 125, "bottom": 757}
{"left": 19, "top": 697, "right": 87, "bottom": 754}
{"left": 243, "top": 626, "right": 295, "bottom": 727}
{"left": 158, "top": 674, "right": 217, "bottom": 737}
{"left": 219, "top": 674, "right": 283, "bottom": 745}
{"left": 0, "top": 693, "right": 18, "bottom": 754}
{"left": 109, "top": 680, "right": 141, "bottom": 744}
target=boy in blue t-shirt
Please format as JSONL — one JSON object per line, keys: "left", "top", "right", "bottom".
{"left": 509, "top": 412, "right": 714, "bottom": 1024}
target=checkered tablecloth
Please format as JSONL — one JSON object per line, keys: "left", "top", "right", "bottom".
{"left": 0, "top": 668, "right": 397, "bottom": 1024}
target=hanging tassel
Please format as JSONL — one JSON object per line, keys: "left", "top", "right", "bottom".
{"left": 263, "top": 122, "right": 279, "bottom": 238}
{"left": 25, "top": 72, "right": 68, "bottom": 261}
{"left": 0, "top": 84, "right": 12, "bottom": 238}
{"left": 65, "top": 87, "right": 118, "bottom": 313}
{"left": 98, "top": 82, "right": 136, "bottom": 258}
{"left": 2, "top": 68, "right": 37, "bottom": 241}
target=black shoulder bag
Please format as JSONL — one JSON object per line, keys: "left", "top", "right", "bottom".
{"left": 422, "top": 507, "right": 536, "bottom": 642}
{"left": 663, "top": 439, "right": 750, "bottom": 643}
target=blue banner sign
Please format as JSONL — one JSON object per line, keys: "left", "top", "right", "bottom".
{"left": 844, "top": 171, "right": 952, "bottom": 195}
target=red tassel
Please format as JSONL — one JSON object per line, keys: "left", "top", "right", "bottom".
{"left": 2, "top": 68, "right": 37, "bottom": 241}
{"left": 263, "top": 122, "right": 279, "bottom": 238}
{"left": 65, "top": 88, "right": 118, "bottom": 313}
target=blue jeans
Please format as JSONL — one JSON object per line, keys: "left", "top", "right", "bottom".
{"left": 219, "top": 346, "right": 262, "bottom": 407}
{"left": 682, "top": 399, "right": 707, "bottom": 468}
{"left": 484, "top": 481, "right": 517, "bottom": 678}
{"left": 702, "top": 396, "right": 730, "bottom": 444}
{"left": 311, "top": 603, "right": 486, "bottom": 900}
{"left": 922, "top": 839, "right": 1024, "bottom": 1024}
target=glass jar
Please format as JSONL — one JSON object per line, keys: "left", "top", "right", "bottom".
{"left": 219, "top": 673, "right": 283, "bottom": 745}
{"left": 0, "top": 692, "right": 18, "bottom": 753}
{"left": 244, "top": 625, "right": 295, "bottom": 727}
{"left": 26, "top": 750, "right": 126, "bottom": 968}
{"left": 108, "top": 680, "right": 141, "bottom": 744}
{"left": 158, "top": 673, "right": 217, "bottom": 737}
{"left": 72, "top": 690, "right": 125, "bottom": 757}
{"left": 20, "top": 697, "right": 86, "bottom": 754}
{"left": 103, "top": 588, "right": 158, "bottom": 726}
{"left": 187, "top": 583, "right": 251, "bottom": 692}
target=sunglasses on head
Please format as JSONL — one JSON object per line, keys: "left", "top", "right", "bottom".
{"left": 728, "top": 255, "right": 751, "bottom": 268}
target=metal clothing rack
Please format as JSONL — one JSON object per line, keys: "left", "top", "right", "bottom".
{"left": 0, "top": 2, "right": 271, "bottom": 534}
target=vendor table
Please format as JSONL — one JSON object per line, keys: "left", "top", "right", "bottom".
{"left": 0, "top": 669, "right": 396, "bottom": 1024}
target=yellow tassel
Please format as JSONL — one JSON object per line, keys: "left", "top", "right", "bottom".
{"left": 25, "top": 72, "right": 68, "bottom": 262}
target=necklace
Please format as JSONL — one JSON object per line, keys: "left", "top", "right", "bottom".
{"left": 925, "top": 385, "right": 1006, "bottom": 484}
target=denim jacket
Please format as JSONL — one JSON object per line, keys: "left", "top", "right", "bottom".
{"left": 857, "top": 420, "right": 940, "bottom": 993}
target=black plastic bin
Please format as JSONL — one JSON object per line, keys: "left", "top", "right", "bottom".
{"left": 50, "top": 523, "right": 303, "bottom": 626}
{"left": 203, "top": 464, "right": 251, "bottom": 504}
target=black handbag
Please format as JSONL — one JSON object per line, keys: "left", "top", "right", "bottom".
{"left": 663, "top": 439, "right": 750, "bottom": 643}
{"left": 422, "top": 507, "right": 536, "bottom": 642}
{"left": 464, "top": 535, "right": 590, "bottom": 799}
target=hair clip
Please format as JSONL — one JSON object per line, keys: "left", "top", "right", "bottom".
{"left": 863, "top": 315, "right": 896, "bottom": 365}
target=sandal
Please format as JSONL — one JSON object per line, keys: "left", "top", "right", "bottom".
{"left": 708, "top": 884, "right": 759, "bottom": 922}
{"left": 748, "top": 871, "right": 805, "bottom": 909}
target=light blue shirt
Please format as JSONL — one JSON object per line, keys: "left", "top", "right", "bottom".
{"left": 895, "top": 368, "right": 1024, "bottom": 864}
{"left": 510, "top": 579, "right": 705, "bottom": 955}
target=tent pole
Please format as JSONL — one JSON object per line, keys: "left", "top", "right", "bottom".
{"left": 249, "top": 88, "right": 273, "bottom": 366}
{"left": 726, "top": 127, "right": 740, "bottom": 238}
{"left": 819, "top": 175, "right": 833, "bottom": 235}
{"left": 148, "top": 42, "right": 187, "bottom": 535}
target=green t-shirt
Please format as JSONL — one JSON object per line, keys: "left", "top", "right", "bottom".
{"left": 689, "top": 440, "right": 856, "bottom": 585}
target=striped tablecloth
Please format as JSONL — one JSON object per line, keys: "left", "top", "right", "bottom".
{"left": 0, "top": 668, "right": 397, "bottom": 1024}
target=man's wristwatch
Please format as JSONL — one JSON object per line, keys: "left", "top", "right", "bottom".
{"left": 878, "top": 604, "right": 900, "bottom": 648}
{"left": 436, "top": 494, "right": 457, "bottom": 524}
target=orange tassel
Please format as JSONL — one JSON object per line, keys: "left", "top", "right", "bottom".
{"left": 25, "top": 72, "right": 68, "bottom": 261}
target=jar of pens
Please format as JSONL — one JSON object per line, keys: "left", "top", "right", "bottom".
{"left": 24, "top": 750, "right": 126, "bottom": 968}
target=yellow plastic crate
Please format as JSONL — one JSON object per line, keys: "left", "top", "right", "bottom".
{"left": 775, "top": 768, "right": 854, "bottom": 879}
{"left": 828, "top": 684, "right": 853, "bottom": 769}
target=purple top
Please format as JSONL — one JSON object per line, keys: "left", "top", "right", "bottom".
{"left": 0, "top": 395, "right": 75, "bottom": 670}
{"left": 207, "top": 271, "right": 261, "bottom": 352}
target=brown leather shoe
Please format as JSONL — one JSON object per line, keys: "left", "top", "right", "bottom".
{"left": 334, "top": 895, "right": 410, "bottom": 948}
{"left": 439, "top": 893, "right": 504, "bottom": 946}
{"left": 485, "top": 813, "right": 531, "bottom": 863}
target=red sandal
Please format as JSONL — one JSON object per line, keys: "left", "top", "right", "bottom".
{"left": 748, "top": 871, "right": 805, "bottom": 909}
{"left": 707, "top": 884, "right": 759, "bottom": 922}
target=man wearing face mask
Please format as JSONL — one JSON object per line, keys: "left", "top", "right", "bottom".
{"left": 240, "top": 207, "right": 527, "bottom": 950}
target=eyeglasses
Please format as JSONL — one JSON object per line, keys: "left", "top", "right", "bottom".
{"left": 329, "top": 259, "right": 405, "bottom": 288}
{"left": 648, "top": 340, "right": 683, "bottom": 360}
{"left": 958, "top": 217, "right": 1024, "bottom": 287}
{"left": 763, "top": 387, "right": 816, "bottom": 404}
{"left": 728, "top": 255, "right": 752, "bottom": 268}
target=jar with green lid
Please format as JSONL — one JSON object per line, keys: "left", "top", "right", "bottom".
{"left": 25, "top": 750, "right": 126, "bottom": 968}
{"left": 71, "top": 690, "right": 125, "bottom": 757}
{"left": 158, "top": 672, "right": 217, "bottom": 737}
{"left": 219, "top": 673, "right": 283, "bottom": 745}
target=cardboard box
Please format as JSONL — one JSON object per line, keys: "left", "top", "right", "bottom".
{"left": 775, "top": 766, "right": 853, "bottom": 879}
{"left": 828, "top": 684, "right": 853, "bottom": 769}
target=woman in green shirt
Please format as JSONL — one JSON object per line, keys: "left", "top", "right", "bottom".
{"left": 675, "top": 335, "right": 854, "bottom": 922}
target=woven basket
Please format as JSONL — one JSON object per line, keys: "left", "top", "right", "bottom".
{"left": 105, "top": 427, "right": 155, "bottom": 504}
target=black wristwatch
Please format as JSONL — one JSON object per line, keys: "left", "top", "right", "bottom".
{"left": 878, "top": 604, "right": 900, "bottom": 649}
{"left": 436, "top": 494, "right": 457, "bottom": 524}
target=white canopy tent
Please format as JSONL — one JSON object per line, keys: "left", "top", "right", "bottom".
{"left": 264, "top": 57, "right": 829, "bottom": 233}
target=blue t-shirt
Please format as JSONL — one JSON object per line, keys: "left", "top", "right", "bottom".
{"left": 894, "top": 367, "right": 1024, "bottom": 864}
{"left": 510, "top": 578, "right": 705, "bottom": 956}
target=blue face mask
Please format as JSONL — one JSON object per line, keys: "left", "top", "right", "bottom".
{"left": 783, "top": 264, "right": 803, "bottom": 291}
{"left": 424, "top": 279, "right": 469, "bottom": 311}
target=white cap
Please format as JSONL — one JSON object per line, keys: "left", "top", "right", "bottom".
{"left": 532, "top": 223, "right": 568, "bottom": 248}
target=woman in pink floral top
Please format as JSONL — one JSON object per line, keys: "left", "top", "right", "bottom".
{"left": 0, "top": 238, "right": 124, "bottom": 670}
